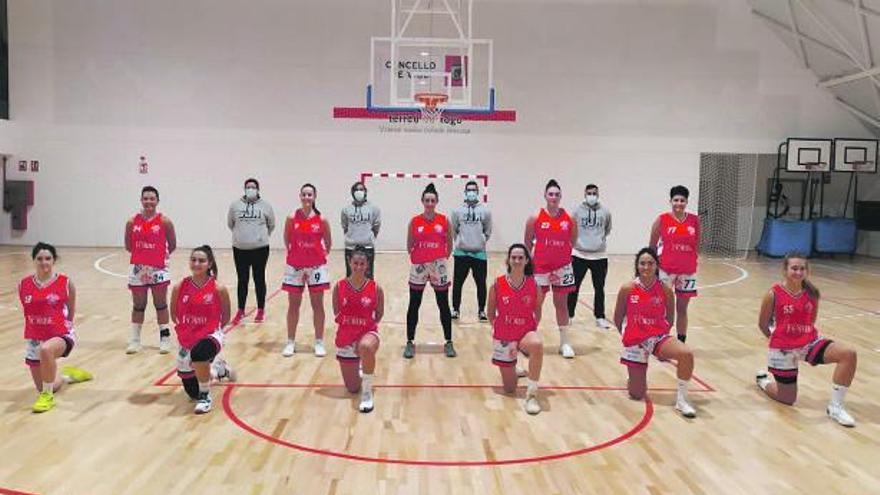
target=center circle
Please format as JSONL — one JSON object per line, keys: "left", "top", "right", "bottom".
{"left": 222, "top": 384, "right": 654, "bottom": 467}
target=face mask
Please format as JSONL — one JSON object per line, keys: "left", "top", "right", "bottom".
{"left": 585, "top": 194, "right": 598, "bottom": 206}
{"left": 245, "top": 188, "right": 258, "bottom": 200}
{"left": 465, "top": 190, "right": 478, "bottom": 202}
{"left": 353, "top": 190, "right": 366, "bottom": 202}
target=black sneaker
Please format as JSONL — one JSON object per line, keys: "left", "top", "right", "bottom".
{"left": 478, "top": 310, "right": 488, "bottom": 322}
{"left": 451, "top": 309, "right": 460, "bottom": 320}
{"left": 444, "top": 341, "right": 457, "bottom": 358}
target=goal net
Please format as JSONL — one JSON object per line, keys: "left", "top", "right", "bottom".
{"left": 697, "top": 153, "right": 759, "bottom": 260}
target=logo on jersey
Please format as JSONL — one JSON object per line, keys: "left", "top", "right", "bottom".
{"left": 202, "top": 293, "right": 214, "bottom": 304}
{"left": 686, "top": 226, "right": 696, "bottom": 236}
{"left": 560, "top": 220, "right": 570, "bottom": 230}
{"left": 151, "top": 225, "right": 161, "bottom": 234}
{"left": 46, "top": 293, "right": 61, "bottom": 305}
{"left": 434, "top": 224, "right": 444, "bottom": 233}
{"left": 361, "top": 296, "right": 373, "bottom": 307}
{"left": 501, "top": 296, "right": 510, "bottom": 305}
{"left": 311, "top": 223, "right": 321, "bottom": 232}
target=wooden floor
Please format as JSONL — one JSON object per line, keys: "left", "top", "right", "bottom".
{"left": 0, "top": 247, "right": 878, "bottom": 495}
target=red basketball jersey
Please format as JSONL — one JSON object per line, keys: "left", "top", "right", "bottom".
{"left": 410, "top": 213, "right": 449, "bottom": 264}
{"left": 657, "top": 212, "right": 699, "bottom": 274}
{"left": 622, "top": 279, "right": 671, "bottom": 347}
{"left": 492, "top": 275, "right": 538, "bottom": 342}
{"left": 769, "top": 284, "right": 818, "bottom": 350}
{"left": 174, "top": 277, "right": 222, "bottom": 349}
{"left": 286, "top": 210, "right": 327, "bottom": 268}
{"left": 20, "top": 274, "right": 71, "bottom": 341}
{"left": 130, "top": 213, "right": 169, "bottom": 268}
{"left": 334, "top": 278, "right": 379, "bottom": 348}
{"left": 532, "top": 208, "right": 573, "bottom": 273}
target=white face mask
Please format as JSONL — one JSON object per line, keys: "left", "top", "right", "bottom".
{"left": 245, "top": 187, "right": 258, "bottom": 200}
{"left": 585, "top": 193, "right": 598, "bottom": 206}
{"left": 353, "top": 190, "right": 366, "bottom": 202}
{"left": 465, "top": 190, "right": 478, "bottom": 202}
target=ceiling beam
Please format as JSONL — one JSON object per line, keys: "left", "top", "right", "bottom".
{"left": 751, "top": 9, "right": 852, "bottom": 62}
{"left": 829, "top": 0, "right": 880, "bottom": 20}
{"left": 820, "top": 66, "right": 880, "bottom": 87}
{"left": 835, "top": 96, "right": 880, "bottom": 128}
{"left": 785, "top": 0, "right": 809, "bottom": 68}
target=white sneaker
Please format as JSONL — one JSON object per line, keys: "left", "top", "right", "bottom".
{"left": 211, "top": 357, "right": 237, "bottom": 382}
{"left": 282, "top": 340, "right": 296, "bottom": 357}
{"left": 559, "top": 343, "right": 575, "bottom": 359}
{"left": 675, "top": 398, "right": 697, "bottom": 418}
{"left": 125, "top": 340, "right": 142, "bottom": 354}
{"left": 827, "top": 402, "right": 855, "bottom": 427}
{"left": 314, "top": 340, "right": 327, "bottom": 357}
{"left": 359, "top": 389, "right": 374, "bottom": 413}
{"left": 755, "top": 371, "right": 771, "bottom": 391}
{"left": 524, "top": 392, "right": 541, "bottom": 415}
{"left": 516, "top": 366, "right": 528, "bottom": 378}
{"left": 194, "top": 393, "right": 213, "bottom": 414}
{"left": 158, "top": 335, "right": 172, "bottom": 354}
{"left": 596, "top": 318, "right": 612, "bottom": 330}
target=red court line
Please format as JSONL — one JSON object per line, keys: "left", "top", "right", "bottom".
{"left": 153, "top": 288, "right": 283, "bottom": 387}
{"left": 0, "top": 488, "right": 39, "bottom": 495}
{"left": 222, "top": 384, "right": 654, "bottom": 467}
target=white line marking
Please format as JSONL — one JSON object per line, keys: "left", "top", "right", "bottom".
{"left": 93, "top": 253, "right": 128, "bottom": 279}
{"left": 581, "top": 261, "right": 750, "bottom": 297}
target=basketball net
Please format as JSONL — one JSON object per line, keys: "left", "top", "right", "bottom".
{"left": 848, "top": 160, "right": 874, "bottom": 172}
{"left": 415, "top": 92, "right": 448, "bottom": 123}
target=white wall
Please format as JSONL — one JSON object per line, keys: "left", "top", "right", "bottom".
{"left": 1, "top": 0, "right": 875, "bottom": 253}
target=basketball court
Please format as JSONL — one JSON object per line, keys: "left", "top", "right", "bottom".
{"left": 1, "top": 1, "right": 880, "bottom": 494}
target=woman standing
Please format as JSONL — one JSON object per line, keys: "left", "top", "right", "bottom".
{"left": 125, "top": 186, "right": 176, "bottom": 355}
{"left": 228, "top": 178, "right": 275, "bottom": 325}
{"left": 524, "top": 179, "right": 578, "bottom": 358}
{"left": 613, "top": 247, "right": 696, "bottom": 418}
{"left": 333, "top": 247, "right": 384, "bottom": 413}
{"left": 170, "top": 245, "right": 235, "bottom": 414}
{"left": 404, "top": 183, "right": 456, "bottom": 359}
{"left": 20, "top": 243, "right": 92, "bottom": 413}
{"left": 649, "top": 185, "right": 699, "bottom": 343}
{"left": 486, "top": 244, "right": 543, "bottom": 415}
{"left": 341, "top": 181, "right": 381, "bottom": 278}
{"left": 282, "top": 184, "right": 332, "bottom": 357}
{"left": 755, "top": 253, "right": 858, "bottom": 427}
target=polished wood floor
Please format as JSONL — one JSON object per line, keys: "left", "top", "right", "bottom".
{"left": 0, "top": 247, "right": 878, "bottom": 495}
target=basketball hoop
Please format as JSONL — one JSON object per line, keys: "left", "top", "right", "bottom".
{"left": 802, "top": 162, "right": 827, "bottom": 172}
{"left": 848, "top": 161, "right": 875, "bottom": 173}
{"left": 415, "top": 92, "right": 448, "bottom": 123}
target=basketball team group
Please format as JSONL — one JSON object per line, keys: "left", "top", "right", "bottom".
{"left": 17, "top": 178, "right": 859, "bottom": 427}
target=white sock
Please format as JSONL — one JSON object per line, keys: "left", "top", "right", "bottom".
{"left": 831, "top": 383, "right": 848, "bottom": 406}
{"left": 130, "top": 323, "right": 142, "bottom": 342}
{"left": 757, "top": 374, "right": 771, "bottom": 390}
{"left": 527, "top": 379, "right": 539, "bottom": 395}
{"left": 362, "top": 374, "right": 374, "bottom": 393}
{"left": 43, "top": 382, "right": 55, "bottom": 395}
{"left": 198, "top": 381, "right": 210, "bottom": 394}
{"left": 558, "top": 325, "right": 571, "bottom": 345}
{"left": 315, "top": 338, "right": 324, "bottom": 345}
{"left": 677, "top": 379, "right": 690, "bottom": 401}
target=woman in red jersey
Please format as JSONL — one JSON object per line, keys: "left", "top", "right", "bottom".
{"left": 20, "top": 242, "right": 92, "bottom": 413}
{"left": 281, "top": 183, "right": 332, "bottom": 358}
{"left": 613, "top": 247, "right": 696, "bottom": 418}
{"left": 486, "top": 243, "right": 543, "bottom": 415}
{"left": 755, "top": 252, "right": 858, "bottom": 427}
{"left": 333, "top": 247, "right": 384, "bottom": 413}
{"left": 649, "top": 185, "right": 698, "bottom": 344}
{"left": 524, "top": 179, "right": 578, "bottom": 358}
{"left": 404, "top": 183, "right": 456, "bottom": 359}
{"left": 170, "top": 245, "right": 235, "bottom": 415}
{"left": 124, "top": 186, "right": 177, "bottom": 355}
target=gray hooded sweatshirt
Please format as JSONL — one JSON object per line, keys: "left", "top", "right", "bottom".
{"left": 450, "top": 201, "right": 492, "bottom": 253}
{"left": 572, "top": 200, "right": 612, "bottom": 257}
{"left": 341, "top": 201, "right": 381, "bottom": 249}
{"left": 228, "top": 197, "right": 276, "bottom": 249}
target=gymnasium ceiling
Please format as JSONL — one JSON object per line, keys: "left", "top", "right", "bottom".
{"left": 749, "top": 0, "right": 880, "bottom": 135}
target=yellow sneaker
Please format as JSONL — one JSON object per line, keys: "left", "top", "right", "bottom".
{"left": 32, "top": 391, "right": 55, "bottom": 413}
{"left": 62, "top": 366, "right": 93, "bottom": 384}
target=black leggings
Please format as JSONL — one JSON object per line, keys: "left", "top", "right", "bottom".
{"left": 452, "top": 255, "right": 487, "bottom": 312}
{"left": 406, "top": 288, "right": 452, "bottom": 341}
{"left": 567, "top": 256, "right": 608, "bottom": 319}
{"left": 233, "top": 246, "right": 270, "bottom": 310}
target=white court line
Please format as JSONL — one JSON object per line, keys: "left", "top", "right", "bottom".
{"left": 0, "top": 251, "right": 29, "bottom": 257}
{"left": 811, "top": 262, "right": 880, "bottom": 277}
{"left": 93, "top": 253, "right": 128, "bottom": 279}
{"left": 582, "top": 261, "right": 749, "bottom": 297}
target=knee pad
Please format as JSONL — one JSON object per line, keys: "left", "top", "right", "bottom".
{"left": 154, "top": 303, "right": 168, "bottom": 311}
{"left": 190, "top": 339, "right": 219, "bottom": 362}
{"left": 132, "top": 305, "right": 147, "bottom": 313}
